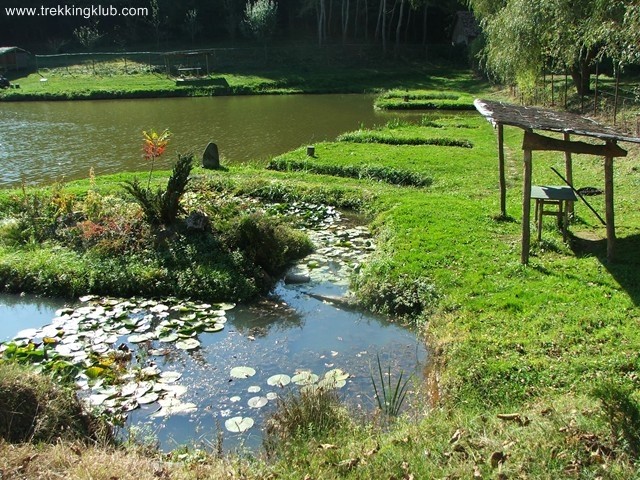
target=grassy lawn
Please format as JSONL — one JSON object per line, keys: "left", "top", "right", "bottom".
{"left": 1, "top": 89, "right": 640, "bottom": 477}
{"left": 0, "top": 58, "right": 489, "bottom": 100}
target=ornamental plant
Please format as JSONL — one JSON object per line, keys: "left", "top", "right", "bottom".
{"left": 142, "top": 129, "right": 171, "bottom": 190}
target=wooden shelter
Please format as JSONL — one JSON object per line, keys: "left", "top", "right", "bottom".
{"left": 474, "top": 98, "right": 640, "bottom": 264}
{"left": 0, "top": 47, "right": 32, "bottom": 72}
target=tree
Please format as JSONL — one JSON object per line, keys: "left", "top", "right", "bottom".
{"left": 73, "top": 23, "right": 103, "bottom": 51}
{"left": 467, "top": 0, "right": 636, "bottom": 96}
{"left": 183, "top": 9, "right": 201, "bottom": 43}
{"left": 243, "top": 0, "right": 278, "bottom": 43}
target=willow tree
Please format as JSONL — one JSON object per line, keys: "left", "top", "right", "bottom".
{"left": 468, "top": 0, "right": 635, "bottom": 96}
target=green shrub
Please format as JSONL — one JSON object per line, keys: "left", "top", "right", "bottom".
{"left": 267, "top": 158, "right": 432, "bottom": 188}
{"left": 122, "top": 154, "right": 194, "bottom": 226}
{"left": 227, "top": 213, "right": 313, "bottom": 276}
{"left": 264, "top": 387, "right": 349, "bottom": 449}
{"left": 0, "top": 363, "right": 111, "bottom": 444}
{"left": 337, "top": 130, "right": 473, "bottom": 148}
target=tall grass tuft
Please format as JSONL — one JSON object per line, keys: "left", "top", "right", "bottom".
{"left": 370, "top": 353, "right": 412, "bottom": 418}
{"left": 264, "top": 387, "right": 348, "bottom": 451}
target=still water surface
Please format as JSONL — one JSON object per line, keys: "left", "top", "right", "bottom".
{"left": 0, "top": 94, "right": 397, "bottom": 186}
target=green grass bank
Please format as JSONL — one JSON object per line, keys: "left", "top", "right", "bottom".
{"left": 1, "top": 97, "right": 640, "bottom": 478}
{"left": 0, "top": 59, "right": 487, "bottom": 101}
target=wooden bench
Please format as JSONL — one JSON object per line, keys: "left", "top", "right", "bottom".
{"left": 531, "top": 185, "right": 577, "bottom": 242}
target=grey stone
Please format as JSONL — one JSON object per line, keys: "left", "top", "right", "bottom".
{"left": 202, "top": 142, "right": 220, "bottom": 169}
{"left": 284, "top": 273, "right": 311, "bottom": 284}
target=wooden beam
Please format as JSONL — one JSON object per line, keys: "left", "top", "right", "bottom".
{"left": 521, "top": 147, "right": 533, "bottom": 264}
{"left": 604, "top": 153, "right": 616, "bottom": 261}
{"left": 522, "top": 131, "right": 627, "bottom": 157}
{"left": 498, "top": 124, "right": 507, "bottom": 217}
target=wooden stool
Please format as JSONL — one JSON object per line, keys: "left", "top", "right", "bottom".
{"left": 531, "top": 186, "right": 577, "bottom": 242}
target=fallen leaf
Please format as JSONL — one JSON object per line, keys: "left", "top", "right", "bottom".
{"left": 338, "top": 458, "right": 360, "bottom": 470}
{"left": 319, "top": 444, "right": 337, "bottom": 450}
{"left": 473, "top": 465, "right": 482, "bottom": 479}
{"left": 497, "top": 413, "right": 530, "bottom": 426}
{"left": 364, "top": 444, "right": 380, "bottom": 457}
{"left": 449, "top": 428, "right": 463, "bottom": 444}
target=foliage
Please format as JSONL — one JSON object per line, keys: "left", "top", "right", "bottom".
{"left": 122, "top": 153, "right": 192, "bottom": 226}
{"left": 267, "top": 157, "right": 432, "bottom": 187}
{"left": 226, "top": 213, "right": 314, "bottom": 276}
{"left": 467, "top": 0, "right": 637, "bottom": 95}
{"left": 264, "top": 386, "right": 348, "bottom": 448}
{"left": 370, "top": 353, "right": 412, "bottom": 418}
{"left": 73, "top": 23, "right": 103, "bottom": 51}
{"left": 0, "top": 362, "right": 111, "bottom": 444}
{"left": 243, "top": 0, "right": 278, "bottom": 43}
{"left": 142, "top": 128, "right": 171, "bottom": 190}
{"left": 592, "top": 380, "right": 640, "bottom": 458}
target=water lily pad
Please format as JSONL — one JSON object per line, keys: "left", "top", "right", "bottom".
{"left": 247, "top": 386, "right": 261, "bottom": 393}
{"left": 291, "top": 371, "right": 319, "bottom": 386}
{"left": 248, "top": 396, "right": 268, "bottom": 408}
{"left": 225, "top": 416, "right": 254, "bottom": 433}
{"left": 230, "top": 396, "right": 242, "bottom": 403}
{"left": 14, "top": 328, "right": 38, "bottom": 340}
{"left": 158, "top": 371, "right": 182, "bottom": 383}
{"left": 203, "top": 323, "right": 225, "bottom": 333}
{"left": 149, "top": 303, "right": 169, "bottom": 313}
{"left": 137, "top": 392, "right": 159, "bottom": 405}
{"left": 324, "top": 368, "right": 349, "bottom": 382}
{"left": 128, "top": 333, "right": 152, "bottom": 344}
{"left": 160, "top": 384, "right": 187, "bottom": 397}
{"left": 151, "top": 398, "right": 197, "bottom": 417}
{"left": 216, "top": 303, "right": 236, "bottom": 311}
{"left": 266, "top": 392, "right": 278, "bottom": 400}
{"left": 230, "top": 366, "right": 256, "bottom": 379}
{"left": 158, "top": 333, "right": 179, "bottom": 343}
{"left": 175, "top": 338, "right": 201, "bottom": 350}
{"left": 267, "top": 374, "right": 291, "bottom": 387}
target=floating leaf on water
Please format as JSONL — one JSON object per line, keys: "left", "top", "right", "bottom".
{"left": 248, "top": 386, "right": 261, "bottom": 393}
{"left": 149, "top": 303, "right": 169, "bottom": 313}
{"left": 248, "top": 396, "right": 268, "bottom": 408}
{"left": 175, "top": 338, "right": 201, "bottom": 350}
{"left": 127, "top": 333, "right": 152, "bottom": 344}
{"left": 14, "top": 328, "right": 38, "bottom": 340}
{"left": 324, "top": 368, "right": 349, "bottom": 382}
{"left": 266, "top": 392, "right": 278, "bottom": 400}
{"left": 291, "top": 371, "right": 319, "bottom": 386}
{"left": 230, "top": 366, "right": 256, "bottom": 379}
{"left": 230, "top": 396, "right": 241, "bottom": 403}
{"left": 137, "top": 392, "right": 159, "bottom": 405}
{"left": 160, "top": 384, "right": 187, "bottom": 397}
{"left": 225, "top": 416, "right": 254, "bottom": 433}
{"left": 151, "top": 398, "right": 197, "bottom": 417}
{"left": 121, "top": 382, "right": 138, "bottom": 397}
{"left": 203, "top": 323, "right": 225, "bottom": 333}
{"left": 267, "top": 374, "right": 291, "bottom": 387}
{"left": 88, "top": 393, "right": 110, "bottom": 406}
{"left": 179, "top": 313, "right": 197, "bottom": 322}
{"left": 148, "top": 348, "right": 168, "bottom": 356}
{"left": 79, "top": 295, "right": 97, "bottom": 303}
{"left": 158, "top": 371, "right": 182, "bottom": 383}
{"left": 140, "top": 365, "right": 160, "bottom": 377}
{"left": 158, "top": 333, "right": 179, "bottom": 343}
{"left": 216, "top": 303, "right": 236, "bottom": 311}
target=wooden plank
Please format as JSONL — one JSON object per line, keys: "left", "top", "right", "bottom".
{"left": 498, "top": 124, "right": 507, "bottom": 217}
{"left": 604, "top": 154, "right": 616, "bottom": 261}
{"left": 522, "top": 131, "right": 627, "bottom": 157}
{"left": 521, "top": 148, "right": 533, "bottom": 264}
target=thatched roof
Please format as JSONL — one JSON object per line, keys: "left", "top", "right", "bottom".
{"left": 474, "top": 98, "right": 640, "bottom": 144}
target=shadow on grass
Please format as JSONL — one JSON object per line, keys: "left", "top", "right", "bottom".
{"left": 570, "top": 232, "right": 640, "bottom": 306}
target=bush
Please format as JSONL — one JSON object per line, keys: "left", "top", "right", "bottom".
{"left": 264, "top": 387, "right": 349, "bottom": 449}
{"left": 228, "top": 213, "right": 313, "bottom": 276}
{"left": 0, "top": 363, "right": 111, "bottom": 444}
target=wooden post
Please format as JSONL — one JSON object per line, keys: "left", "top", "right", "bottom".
{"left": 564, "top": 132, "right": 574, "bottom": 217}
{"left": 498, "top": 124, "right": 507, "bottom": 217}
{"left": 521, "top": 147, "right": 533, "bottom": 264}
{"left": 604, "top": 151, "right": 616, "bottom": 261}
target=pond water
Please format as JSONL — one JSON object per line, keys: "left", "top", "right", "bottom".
{"left": 0, "top": 212, "right": 427, "bottom": 452}
{"left": 0, "top": 94, "right": 401, "bottom": 187}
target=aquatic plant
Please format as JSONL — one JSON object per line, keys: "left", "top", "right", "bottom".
{"left": 370, "top": 353, "right": 411, "bottom": 418}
